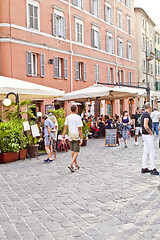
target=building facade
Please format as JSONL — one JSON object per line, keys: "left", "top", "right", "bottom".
{"left": 0, "top": 0, "right": 136, "bottom": 116}
{"left": 134, "top": 8, "right": 156, "bottom": 108}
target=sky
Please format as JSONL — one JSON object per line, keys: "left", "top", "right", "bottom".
{"left": 134, "top": 0, "right": 160, "bottom": 27}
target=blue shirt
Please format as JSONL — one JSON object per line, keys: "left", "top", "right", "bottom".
{"left": 106, "top": 119, "right": 112, "bottom": 129}
{"left": 44, "top": 119, "right": 55, "bottom": 137}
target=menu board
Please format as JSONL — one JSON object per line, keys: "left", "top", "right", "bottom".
{"left": 105, "top": 129, "right": 118, "bottom": 146}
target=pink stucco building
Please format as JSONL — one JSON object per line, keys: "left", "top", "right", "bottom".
{"left": 0, "top": 0, "right": 136, "bottom": 116}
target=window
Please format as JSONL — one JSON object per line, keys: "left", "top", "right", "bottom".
{"left": 151, "top": 64, "right": 153, "bottom": 74}
{"left": 142, "top": 18, "right": 145, "bottom": 28}
{"left": 91, "top": 27, "right": 101, "bottom": 49}
{"left": 118, "top": 0, "right": 122, "bottom": 2}
{"left": 107, "top": 67, "right": 116, "bottom": 84}
{"left": 125, "top": 0, "right": 131, "bottom": 9}
{"left": 105, "top": 3, "right": 113, "bottom": 24}
{"left": 147, "top": 39, "right": 150, "bottom": 56}
{"left": 75, "top": 61, "right": 87, "bottom": 81}
{"left": 54, "top": 57, "right": 68, "bottom": 79}
{"left": 158, "top": 65, "right": 160, "bottom": 75}
{"left": 142, "top": 60, "right": 146, "bottom": 72}
{"left": 127, "top": 16, "right": 131, "bottom": 35}
{"left": 127, "top": 42, "right": 133, "bottom": 60}
{"left": 118, "top": 10, "right": 122, "bottom": 29}
{"left": 26, "top": 52, "right": 45, "bottom": 77}
{"left": 90, "top": 0, "right": 99, "bottom": 17}
{"left": 95, "top": 64, "right": 99, "bottom": 82}
{"left": 128, "top": 72, "right": 132, "bottom": 85}
{"left": 156, "top": 64, "right": 158, "bottom": 74}
{"left": 142, "top": 35, "right": 145, "bottom": 50}
{"left": 72, "top": 0, "right": 83, "bottom": 9}
{"left": 150, "top": 41, "right": 153, "bottom": 52}
{"left": 27, "top": 0, "right": 39, "bottom": 30}
{"left": 118, "top": 38, "right": 124, "bottom": 57}
{"left": 75, "top": 19, "right": 83, "bottom": 43}
{"left": 106, "top": 32, "right": 114, "bottom": 54}
{"left": 53, "top": 10, "right": 67, "bottom": 39}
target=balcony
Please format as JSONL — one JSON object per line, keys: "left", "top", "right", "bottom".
{"left": 147, "top": 51, "right": 155, "bottom": 61}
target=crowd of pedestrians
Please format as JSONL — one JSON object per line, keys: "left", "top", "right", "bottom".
{"left": 41, "top": 103, "right": 160, "bottom": 175}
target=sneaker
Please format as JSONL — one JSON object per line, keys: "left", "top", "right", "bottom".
{"left": 134, "top": 142, "right": 138, "bottom": 146}
{"left": 75, "top": 165, "right": 80, "bottom": 170}
{"left": 141, "top": 168, "right": 150, "bottom": 173}
{"left": 44, "top": 158, "right": 49, "bottom": 163}
{"left": 150, "top": 168, "right": 159, "bottom": 175}
{"left": 48, "top": 159, "right": 53, "bottom": 162}
{"left": 68, "top": 165, "right": 74, "bottom": 172}
{"left": 125, "top": 145, "right": 127, "bottom": 148}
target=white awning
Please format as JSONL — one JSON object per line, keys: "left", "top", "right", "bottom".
{"left": 0, "top": 76, "right": 65, "bottom": 100}
{"left": 57, "top": 84, "right": 146, "bottom": 102}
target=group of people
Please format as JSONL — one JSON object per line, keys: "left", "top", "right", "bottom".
{"left": 42, "top": 103, "right": 160, "bottom": 176}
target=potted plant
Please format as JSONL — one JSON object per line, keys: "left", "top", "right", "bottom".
{"left": 26, "top": 130, "right": 39, "bottom": 158}
{"left": 82, "top": 122, "right": 90, "bottom": 146}
{"left": 0, "top": 120, "right": 27, "bottom": 163}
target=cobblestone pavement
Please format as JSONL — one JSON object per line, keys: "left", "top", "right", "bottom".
{"left": 1, "top": 137, "right": 160, "bottom": 240}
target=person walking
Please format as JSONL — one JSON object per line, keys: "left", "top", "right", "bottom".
{"left": 62, "top": 105, "right": 83, "bottom": 172}
{"left": 48, "top": 114, "right": 58, "bottom": 160}
{"left": 42, "top": 115, "right": 55, "bottom": 163}
{"left": 141, "top": 103, "right": 159, "bottom": 175}
{"left": 121, "top": 110, "right": 131, "bottom": 148}
{"left": 133, "top": 107, "right": 142, "bottom": 145}
{"left": 151, "top": 107, "right": 160, "bottom": 136}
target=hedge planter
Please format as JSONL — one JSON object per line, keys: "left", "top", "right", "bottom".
{"left": 0, "top": 152, "right": 19, "bottom": 164}
{"left": 27, "top": 145, "right": 39, "bottom": 158}
{"left": 19, "top": 149, "right": 27, "bottom": 160}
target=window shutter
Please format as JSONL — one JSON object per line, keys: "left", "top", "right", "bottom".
{"left": 90, "top": 0, "right": 94, "bottom": 14}
{"left": 98, "top": 32, "right": 101, "bottom": 50}
{"left": 131, "top": 46, "right": 133, "bottom": 60}
{"left": 95, "top": 65, "right": 97, "bottom": 82}
{"left": 106, "top": 35, "right": 109, "bottom": 52}
{"left": 111, "top": 8, "right": 113, "bottom": 25}
{"left": 130, "top": 72, "right": 132, "bottom": 85}
{"left": 83, "top": 62, "right": 87, "bottom": 81}
{"left": 128, "top": 72, "right": 130, "bottom": 85}
{"left": 26, "top": 51, "right": 32, "bottom": 76}
{"left": 54, "top": 57, "right": 58, "bottom": 78}
{"left": 123, "top": 70, "right": 125, "bottom": 85}
{"left": 64, "top": 59, "right": 68, "bottom": 79}
{"left": 113, "top": 68, "right": 115, "bottom": 84}
{"left": 81, "top": 0, "right": 84, "bottom": 9}
{"left": 98, "top": 0, "right": 100, "bottom": 17}
{"left": 63, "top": 18, "right": 67, "bottom": 39}
{"left": 107, "top": 67, "right": 111, "bottom": 83}
{"left": 104, "top": 5, "right": 107, "bottom": 22}
{"left": 72, "top": 0, "right": 77, "bottom": 6}
{"left": 118, "top": 40, "right": 120, "bottom": 56}
{"left": 112, "top": 37, "right": 114, "bottom": 54}
{"left": 75, "top": 61, "right": 79, "bottom": 80}
{"left": 122, "top": 42, "right": 124, "bottom": 57}
{"left": 91, "top": 29, "right": 94, "bottom": 47}
{"left": 53, "top": 13, "right": 57, "bottom": 36}
{"left": 127, "top": 44, "right": 129, "bottom": 59}
{"left": 119, "top": 70, "right": 121, "bottom": 83}
{"left": 97, "top": 65, "right": 100, "bottom": 82}
{"left": 40, "top": 54, "right": 45, "bottom": 77}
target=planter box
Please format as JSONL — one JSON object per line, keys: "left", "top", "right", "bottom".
{"left": 19, "top": 149, "right": 27, "bottom": 160}
{"left": 82, "top": 139, "right": 87, "bottom": 146}
{"left": 0, "top": 152, "right": 19, "bottom": 164}
{"left": 27, "top": 145, "right": 39, "bottom": 158}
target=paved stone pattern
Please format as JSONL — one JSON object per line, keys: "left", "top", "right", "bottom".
{"left": 1, "top": 137, "right": 160, "bottom": 240}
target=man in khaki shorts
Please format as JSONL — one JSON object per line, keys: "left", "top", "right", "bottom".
{"left": 62, "top": 105, "right": 83, "bottom": 172}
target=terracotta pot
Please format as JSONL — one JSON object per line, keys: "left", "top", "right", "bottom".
{"left": 82, "top": 139, "right": 87, "bottom": 146}
{"left": 27, "top": 145, "right": 39, "bottom": 158}
{"left": 0, "top": 152, "right": 19, "bottom": 164}
{"left": 19, "top": 149, "right": 27, "bottom": 160}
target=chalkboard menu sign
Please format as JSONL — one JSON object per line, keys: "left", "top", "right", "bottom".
{"left": 105, "top": 129, "right": 118, "bottom": 146}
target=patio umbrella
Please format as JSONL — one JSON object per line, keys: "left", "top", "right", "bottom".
{"left": 58, "top": 84, "right": 146, "bottom": 102}
{"left": 0, "top": 76, "right": 65, "bottom": 100}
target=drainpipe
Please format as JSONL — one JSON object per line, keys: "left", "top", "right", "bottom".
{"left": 9, "top": 0, "right": 13, "bottom": 77}
{"left": 114, "top": 0, "right": 120, "bottom": 115}
{"left": 68, "top": 0, "right": 73, "bottom": 92}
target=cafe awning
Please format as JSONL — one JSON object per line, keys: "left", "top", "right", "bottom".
{"left": 57, "top": 84, "right": 146, "bottom": 102}
{"left": 0, "top": 76, "right": 65, "bottom": 100}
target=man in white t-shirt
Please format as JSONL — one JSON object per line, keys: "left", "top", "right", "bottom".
{"left": 62, "top": 105, "right": 83, "bottom": 172}
{"left": 151, "top": 107, "right": 160, "bottom": 136}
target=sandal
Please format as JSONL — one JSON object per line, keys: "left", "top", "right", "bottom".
{"left": 68, "top": 165, "right": 74, "bottom": 172}
{"left": 75, "top": 165, "right": 80, "bottom": 170}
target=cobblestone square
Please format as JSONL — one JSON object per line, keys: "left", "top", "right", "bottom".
{"left": 0, "top": 137, "right": 160, "bottom": 240}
